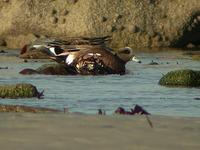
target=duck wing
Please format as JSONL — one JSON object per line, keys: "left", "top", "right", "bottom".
{"left": 74, "top": 51, "right": 114, "bottom": 75}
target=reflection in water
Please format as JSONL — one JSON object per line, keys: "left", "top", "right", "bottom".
{"left": 0, "top": 50, "right": 200, "bottom": 117}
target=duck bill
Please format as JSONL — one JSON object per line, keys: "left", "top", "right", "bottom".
{"left": 132, "top": 56, "right": 141, "bottom": 63}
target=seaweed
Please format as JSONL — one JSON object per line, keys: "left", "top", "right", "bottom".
{"left": 0, "top": 83, "right": 43, "bottom": 99}
{"left": 159, "top": 69, "right": 200, "bottom": 87}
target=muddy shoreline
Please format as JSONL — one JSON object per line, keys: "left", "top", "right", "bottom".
{"left": 0, "top": 113, "right": 199, "bottom": 150}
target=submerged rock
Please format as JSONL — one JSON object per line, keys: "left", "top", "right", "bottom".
{"left": 0, "top": 104, "right": 59, "bottom": 113}
{"left": 159, "top": 69, "right": 200, "bottom": 87}
{"left": 36, "top": 64, "right": 70, "bottom": 75}
{"left": 20, "top": 64, "right": 70, "bottom": 75}
{"left": 0, "top": 83, "right": 44, "bottom": 99}
{"left": 19, "top": 68, "right": 39, "bottom": 75}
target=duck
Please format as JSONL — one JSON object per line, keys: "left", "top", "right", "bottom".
{"left": 20, "top": 36, "right": 111, "bottom": 59}
{"left": 50, "top": 45, "right": 141, "bottom": 75}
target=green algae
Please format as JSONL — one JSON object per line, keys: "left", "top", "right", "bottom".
{"left": 159, "top": 69, "right": 200, "bottom": 87}
{"left": 0, "top": 83, "right": 41, "bottom": 99}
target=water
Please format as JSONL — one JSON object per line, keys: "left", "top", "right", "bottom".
{"left": 0, "top": 50, "right": 200, "bottom": 117}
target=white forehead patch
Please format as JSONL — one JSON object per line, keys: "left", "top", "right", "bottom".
{"left": 66, "top": 54, "right": 75, "bottom": 65}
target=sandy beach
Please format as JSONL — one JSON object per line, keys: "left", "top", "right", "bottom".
{"left": 0, "top": 113, "right": 199, "bottom": 150}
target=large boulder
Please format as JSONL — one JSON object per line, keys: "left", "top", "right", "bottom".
{"left": 159, "top": 69, "right": 200, "bottom": 87}
{"left": 0, "top": 83, "right": 43, "bottom": 99}
{"left": 0, "top": 0, "right": 199, "bottom": 49}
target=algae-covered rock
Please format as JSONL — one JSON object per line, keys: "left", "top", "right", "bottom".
{"left": 36, "top": 64, "right": 70, "bottom": 75}
{"left": 159, "top": 69, "right": 200, "bottom": 87}
{"left": 192, "top": 55, "right": 200, "bottom": 61}
{"left": 0, "top": 83, "right": 43, "bottom": 99}
{"left": 0, "top": 104, "right": 59, "bottom": 113}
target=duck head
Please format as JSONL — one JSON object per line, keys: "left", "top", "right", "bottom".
{"left": 116, "top": 47, "right": 141, "bottom": 63}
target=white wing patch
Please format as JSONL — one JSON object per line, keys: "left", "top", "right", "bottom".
{"left": 49, "top": 47, "right": 56, "bottom": 56}
{"left": 66, "top": 54, "right": 75, "bottom": 65}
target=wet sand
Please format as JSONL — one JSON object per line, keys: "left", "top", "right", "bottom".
{"left": 0, "top": 113, "right": 199, "bottom": 150}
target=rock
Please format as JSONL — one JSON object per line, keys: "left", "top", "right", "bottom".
{"left": 3, "top": 0, "right": 9, "bottom": 2}
{"left": 51, "top": 9, "right": 57, "bottom": 15}
{"left": 129, "top": 25, "right": 140, "bottom": 33}
{"left": 19, "top": 68, "right": 39, "bottom": 75}
{"left": 0, "top": 0, "right": 199, "bottom": 48}
{"left": 111, "top": 26, "right": 117, "bottom": 32}
{"left": 148, "top": 60, "right": 159, "bottom": 65}
{"left": 20, "top": 49, "right": 50, "bottom": 59}
{"left": 186, "top": 43, "right": 195, "bottom": 49}
{"left": 36, "top": 64, "right": 70, "bottom": 75}
{"left": 102, "top": 16, "right": 107, "bottom": 22}
{"left": 0, "top": 83, "right": 44, "bottom": 99}
{"left": 19, "top": 64, "right": 74, "bottom": 75}
{"left": 0, "top": 39, "right": 7, "bottom": 46}
{"left": 0, "top": 67, "right": 8, "bottom": 69}
{"left": 192, "top": 55, "right": 200, "bottom": 61}
{"left": 0, "top": 104, "right": 59, "bottom": 113}
{"left": 0, "top": 50, "right": 7, "bottom": 53}
{"left": 52, "top": 17, "right": 58, "bottom": 24}
{"left": 159, "top": 69, "right": 200, "bottom": 87}
{"left": 62, "top": 10, "right": 69, "bottom": 16}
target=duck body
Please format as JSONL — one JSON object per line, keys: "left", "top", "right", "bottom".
{"left": 20, "top": 36, "right": 140, "bottom": 75}
{"left": 49, "top": 44, "right": 141, "bottom": 75}
{"left": 53, "top": 45, "right": 126, "bottom": 75}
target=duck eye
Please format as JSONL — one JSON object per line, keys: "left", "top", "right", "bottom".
{"left": 122, "top": 50, "right": 130, "bottom": 54}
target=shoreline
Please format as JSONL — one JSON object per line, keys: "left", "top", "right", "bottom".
{"left": 0, "top": 113, "right": 199, "bottom": 150}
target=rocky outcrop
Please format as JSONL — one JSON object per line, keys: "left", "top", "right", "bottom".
{"left": 0, "top": 0, "right": 199, "bottom": 49}
{"left": 159, "top": 69, "right": 200, "bottom": 87}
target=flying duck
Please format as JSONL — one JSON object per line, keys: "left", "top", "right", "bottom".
{"left": 50, "top": 45, "right": 141, "bottom": 75}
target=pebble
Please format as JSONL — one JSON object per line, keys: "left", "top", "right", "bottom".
{"left": 0, "top": 67, "right": 8, "bottom": 69}
{"left": 0, "top": 50, "right": 7, "bottom": 53}
{"left": 102, "top": 16, "right": 107, "bottom": 22}
{"left": 148, "top": 60, "right": 159, "bottom": 65}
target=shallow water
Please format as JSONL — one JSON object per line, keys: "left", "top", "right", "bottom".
{"left": 0, "top": 50, "right": 200, "bottom": 117}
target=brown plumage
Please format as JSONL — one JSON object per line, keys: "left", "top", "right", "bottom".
{"left": 51, "top": 45, "right": 141, "bottom": 75}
